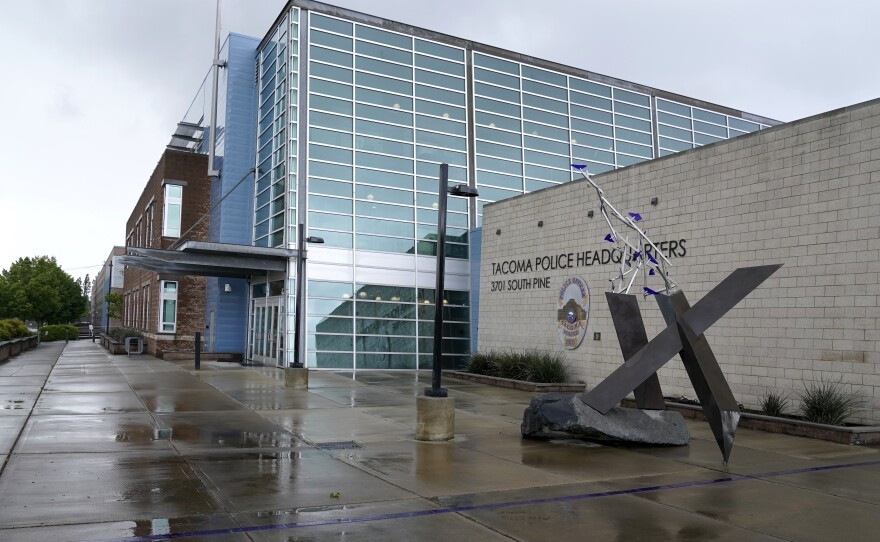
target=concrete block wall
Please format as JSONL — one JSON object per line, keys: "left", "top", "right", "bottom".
{"left": 478, "top": 98, "right": 880, "bottom": 425}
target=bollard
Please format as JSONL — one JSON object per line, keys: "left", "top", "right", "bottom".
{"left": 194, "top": 331, "right": 201, "bottom": 370}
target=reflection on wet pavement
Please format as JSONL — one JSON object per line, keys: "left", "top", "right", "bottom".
{"left": 2, "top": 341, "right": 880, "bottom": 541}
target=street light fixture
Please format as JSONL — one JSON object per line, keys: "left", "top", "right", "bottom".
{"left": 425, "top": 163, "right": 478, "bottom": 397}
{"left": 292, "top": 222, "right": 324, "bottom": 368}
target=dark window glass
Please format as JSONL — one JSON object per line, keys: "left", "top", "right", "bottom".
{"left": 315, "top": 334, "right": 353, "bottom": 351}
{"left": 309, "top": 144, "right": 352, "bottom": 164}
{"left": 355, "top": 87, "right": 412, "bottom": 110}
{"left": 521, "top": 64, "right": 565, "bottom": 86}
{"left": 614, "top": 102, "right": 650, "bottom": 120}
{"left": 309, "top": 194, "right": 352, "bottom": 214}
{"left": 356, "top": 184, "right": 412, "bottom": 205}
{"left": 477, "top": 125, "right": 521, "bottom": 146}
{"left": 416, "top": 114, "right": 466, "bottom": 136}
{"left": 310, "top": 127, "right": 352, "bottom": 148}
{"left": 524, "top": 149, "right": 570, "bottom": 169}
{"left": 615, "top": 127, "right": 652, "bottom": 145}
{"left": 310, "top": 111, "right": 352, "bottom": 132}
{"left": 523, "top": 93, "right": 567, "bottom": 114}
{"left": 356, "top": 25, "right": 411, "bottom": 49}
{"left": 693, "top": 120, "right": 727, "bottom": 138}
{"left": 477, "top": 170, "right": 522, "bottom": 190}
{"left": 356, "top": 284, "right": 416, "bottom": 302}
{"left": 356, "top": 318, "right": 417, "bottom": 335}
{"left": 311, "top": 78, "right": 352, "bottom": 100}
{"left": 524, "top": 135, "right": 568, "bottom": 155}
{"left": 310, "top": 62, "right": 353, "bottom": 84}
{"left": 311, "top": 46, "right": 352, "bottom": 67}
{"left": 659, "top": 136, "right": 693, "bottom": 152}
{"left": 356, "top": 235, "right": 416, "bottom": 253}
{"left": 571, "top": 146, "right": 614, "bottom": 164}
{"left": 614, "top": 114, "right": 651, "bottom": 132}
{"left": 729, "top": 117, "right": 759, "bottom": 132}
{"left": 415, "top": 145, "right": 466, "bottom": 166}
{"left": 311, "top": 29, "right": 353, "bottom": 51}
{"left": 473, "top": 53, "right": 518, "bottom": 75}
{"left": 612, "top": 88, "right": 650, "bottom": 107}
{"left": 355, "top": 103, "right": 413, "bottom": 126}
{"left": 356, "top": 119, "right": 413, "bottom": 142}
{"left": 416, "top": 130, "right": 466, "bottom": 151}
{"left": 523, "top": 107, "right": 567, "bottom": 128}
{"left": 310, "top": 177, "right": 352, "bottom": 197}
{"left": 525, "top": 162, "right": 568, "bottom": 182}
{"left": 571, "top": 105, "right": 612, "bottom": 124}
{"left": 310, "top": 229, "right": 353, "bottom": 248}
{"left": 308, "top": 212, "right": 353, "bottom": 231}
{"left": 311, "top": 14, "right": 352, "bottom": 35}
{"left": 357, "top": 56, "right": 412, "bottom": 80}
{"left": 356, "top": 200, "right": 413, "bottom": 221}
{"left": 569, "top": 78, "right": 612, "bottom": 97}
{"left": 356, "top": 40, "right": 412, "bottom": 64}
{"left": 310, "top": 317, "right": 353, "bottom": 334}
{"left": 692, "top": 108, "right": 726, "bottom": 126}
{"left": 356, "top": 151, "right": 413, "bottom": 173}
{"left": 570, "top": 91, "right": 611, "bottom": 111}
{"left": 522, "top": 78, "right": 567, "bottom": 100}
{"left": 616, "top": 154, "right": 646, "bottom": 167}
{"left": 695, "top": 132, "right": 724, "bottom": 145}
{"left": 525, "top": 178, "right": 558, "bottom": 191}
{"left": 415, "top": 84, "right": 465, "bottom": 106}
{"left": 658, "top": 124, "right": 692, "bottom": 142}
{"left": 476, "top": 155, "right": 522, "bottom": 175}
{"left": 475, "top": 81, "right": 520, "bottom": 103}
{"left": 355, "top": 301, "right": 416, "bottom": 319}
{"left": 312, "top": 352, "right": 353, "bottom": 368}
{"left": 356, "top": 167, "right": 413, "bottom": 189}
{"left": 356, "top": 72, "right": 413, "bottom": 96}
{"left": 415, "top": 69, "right": 465, "bottom": 91}
{"left": 308, "top": 298, "right": 353, "bottom": 316}
{"left": 311, "top": 94, "right": 352, "bottom": 115}
{"left": 474, "top": 67, "right": 519, "bottom": 89}
{"left": 523, "top": 121, "right": 567, "bottom": 141}
{"left": 356, "top": 216, "right": 413, "bottom": 237}
{"left": 414, "top": 39, "right": 463, "bottom": 62}
{"left": 476, "top": 140, "right": 522, "bottom": 161}
{"left": 415, "top": 99, "right": 465, "bottom": 121}
{"left": 658, "top": 111, "right": 691, "bottom": 129}
{"left": 570, "top": 118, "right": 613, "bottom": 137}
{"left": 616, "top": 141, "right": 652, "bottom": 158}
{"left": 475, "top": 111, "right": 521, "bottom": 132}
{"left": 657, "top": 98, "right": 690, "bottom": 117}
{"left": 415, "top": 54, "right": 465, "bottom": 77}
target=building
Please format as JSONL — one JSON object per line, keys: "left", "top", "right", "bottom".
{"left": 477, "top": 98, "right": 880, "bottom": 425}
{"left": 121, "top": 149, "right": 211, "bottom": 357}
{"left": 90, "top": 246, "right": 125, "bottom": 332}
{"left": 122, "top": 0, "right": 778, "bottom": 370}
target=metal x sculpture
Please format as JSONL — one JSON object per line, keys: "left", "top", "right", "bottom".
{"left": 570, "top": 163, "right": 781, "bottom": 462}
{"left": 580, "top": 264, "right": 782, "bottom": 463}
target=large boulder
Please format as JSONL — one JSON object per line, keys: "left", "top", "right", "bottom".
{"left": 521, "top": 392, "right": 689, "bottom": 445}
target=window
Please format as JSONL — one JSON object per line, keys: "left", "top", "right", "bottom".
{"left": 163, "top": 185, "right": 182, "bottom": 237}
{"left": 159, "top": 280, "right": 178, "bottom": 333}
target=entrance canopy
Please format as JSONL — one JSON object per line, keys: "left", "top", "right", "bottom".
{"left": 118, "top": 241, "right": 297, "bottom": 278}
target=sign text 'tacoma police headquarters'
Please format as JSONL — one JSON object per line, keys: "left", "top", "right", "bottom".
{"left": 488, "top": 239, "right": 687, "bottom": 292}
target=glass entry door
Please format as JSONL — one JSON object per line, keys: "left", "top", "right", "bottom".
{"left": 250, "top": 296, "right": 283, "bottom": 366}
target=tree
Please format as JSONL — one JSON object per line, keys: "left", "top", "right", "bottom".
{"left": 0, "top": 256, "right": 87, "bottom": 327}
{"left": 104, "top": 292, "right": 123, "bottom": 320}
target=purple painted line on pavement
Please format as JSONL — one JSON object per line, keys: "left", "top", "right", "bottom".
{"left": 78, "top": 458, "right": 880, "bottom": 542}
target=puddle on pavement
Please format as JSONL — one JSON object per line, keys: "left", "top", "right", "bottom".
{"left": 0, "top": 399, "right": 27, "bottom": 410}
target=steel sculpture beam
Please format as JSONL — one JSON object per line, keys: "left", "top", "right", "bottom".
{"left": 605, "top": 292, "right": 665, "bottom": 410}
{"left": 581, "top": 264, "right": 782, "bottom": 462}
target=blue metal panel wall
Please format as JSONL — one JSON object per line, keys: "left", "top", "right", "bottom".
{"left": 205, "top": 33, "right": 258, "bottom": 353}
{"left": 469, "top": 227, "right": 482, "bottom": 353}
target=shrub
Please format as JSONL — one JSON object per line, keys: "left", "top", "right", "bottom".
{"left": 39, "top": 324, "right": 80, "bottom": 342}
{"left": 467, "top": 349, "right": 570, "bottom": 383}
{"left": 798, "top": 378, "right": 864, "bottom": 425}
{"left": 106, "top": 327, "right": 144, "bottom": 342}
{"left": 0, "top": 319, "right": 33, "bottom": 341}
{"left": 760, "top": 391, "right": 789, "bottom": 417}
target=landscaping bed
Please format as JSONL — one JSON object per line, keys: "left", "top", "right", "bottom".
{"left": 621, "top": 398, "right": 880, "bottom": 446}
{"left": 443, "top": 370, "right": 585, "bottom": 392}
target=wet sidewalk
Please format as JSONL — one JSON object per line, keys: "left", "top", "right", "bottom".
{"left": 1, "top": 341, "right": 879, "bottom": 541}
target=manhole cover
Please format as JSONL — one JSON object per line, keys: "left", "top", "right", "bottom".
{"left": 315, "top": 441, "right": 362, "bottom": 450}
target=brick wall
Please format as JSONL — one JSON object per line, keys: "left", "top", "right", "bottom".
{"left": 122, "top": 150, "right": 210, "bottom": 358}
{"left": 479, "top": 98, "right": 880, "bottom": 425}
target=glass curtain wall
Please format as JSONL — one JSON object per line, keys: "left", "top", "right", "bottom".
{"left": 472, "top": 53, "right": 655, "bottom": 224}
{"left": 252, "top": 6, "right": 774, "bottom": 370}
{"left": 656, "top": 98, "right": 770, "bottom": 157}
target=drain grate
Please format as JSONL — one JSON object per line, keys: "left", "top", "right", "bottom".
{"left": 315, "top": 440, "right": 362, "bottom": 450}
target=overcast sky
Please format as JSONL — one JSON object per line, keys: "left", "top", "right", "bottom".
{"left": 1, "top": 0, "right": 878, "bottom": 281}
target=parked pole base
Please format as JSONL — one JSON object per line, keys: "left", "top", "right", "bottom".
{"left": 416, "top": 395, "right": 455, "bottom": 441}
{"left": 284, "top": 366, "right": 309, "bottom": 389}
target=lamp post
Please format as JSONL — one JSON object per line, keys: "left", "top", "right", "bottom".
{"left": 425, "top": 163, "right": 478, "bottom": 397}
{"left": 292, "top": 223, "right": 324, "bottom": 368}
